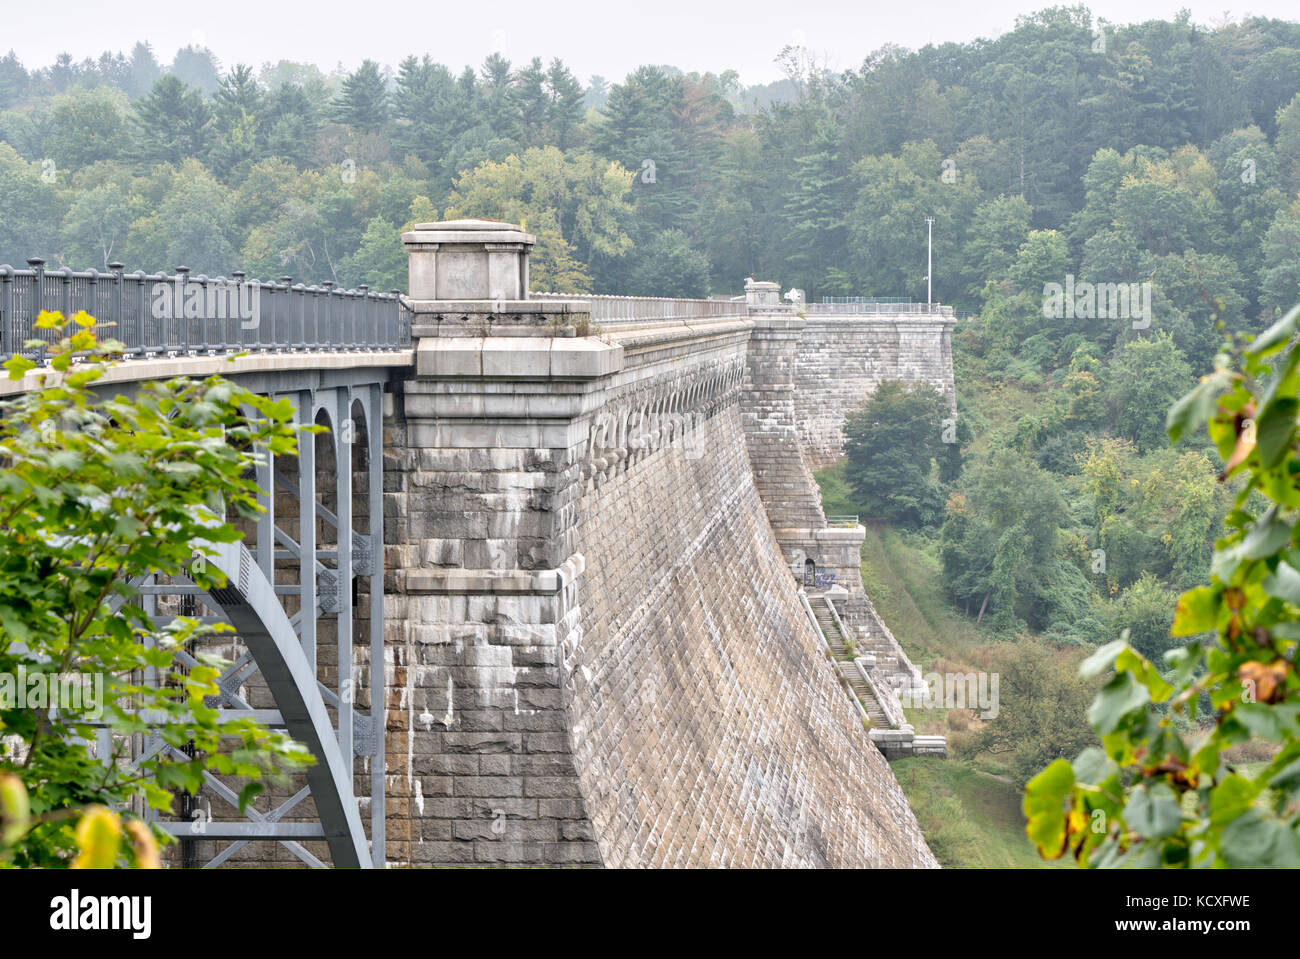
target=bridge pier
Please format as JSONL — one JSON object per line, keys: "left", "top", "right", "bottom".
{"left": 382, "top": 220, "right": 608, "bottom": 866}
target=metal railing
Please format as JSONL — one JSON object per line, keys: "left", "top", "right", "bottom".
{"left": 826, "top": 514, "right": 860, "bottom": 528}
{"left": 818, "top": 296, "right": 913, "bottom": 304}
{"left": 0, "top": 260, "right": 410, "bottom": 363}
{"left": 804, "top": 302, "right": 954, "bottom": 316}
{"left": 530, "top": 291, "right": 748, "bottom": 326}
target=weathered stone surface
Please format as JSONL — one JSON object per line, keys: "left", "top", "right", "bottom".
{"left": 793, "top": 316, "right": 956, "bottom": 470}
{"left": 376, "top": 226, "right": 948, "bottom": 869}
{"left": 382, "top": 302, "right": 940, "bottom": 868}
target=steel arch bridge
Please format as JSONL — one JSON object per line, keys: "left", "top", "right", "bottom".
{"left": 97, "top": 371, "right": 392, "bottom": 868}
{"left": 0, "top": 264, "right": 407, "bottom": 868}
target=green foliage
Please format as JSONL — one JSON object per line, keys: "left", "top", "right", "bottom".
{"left": 1106, "top": 333, "right": 1195, "bottom": 452}
{"left": 940, "top": 449, "right": 1064, "bottom": 632}
{"left": 0, "top": 313, "right": 313, "bottom": 867}
{"left": 842, "top": 379, "right": 963, "bottom": 528}
{"left": 974, "top": 640, "right": 1099, "bottom": 787}
{"left": 331, "top": 60, "right": 388, "bottom": 133}
{"left": 1027, "top": 304, "right": 1300, "bottom": 867}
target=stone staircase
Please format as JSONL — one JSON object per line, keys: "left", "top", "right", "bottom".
{"left": 800, "top": 590, "right": 946, "bottom": 761}
{"left": 811, "top": 596, "right": 889, "bottom": 727}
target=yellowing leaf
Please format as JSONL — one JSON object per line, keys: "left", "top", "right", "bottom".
{"left": 1024, "top": 759, "right": 1075, "bottom": 858}
{"left": 72, "top": 805, "right": 122, "bottom": 869}
{"left": 124, "top": 819, "right": 160, "bottom": 869}
{"left": 0, "top": 773, "right": 30, "bottom": 846}
{"left": 1172, "top": 585, "right": 1220, "bottom": 636}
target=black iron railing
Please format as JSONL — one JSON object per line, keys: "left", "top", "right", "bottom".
{"left": 0, "top": 259, "right": 410, "bottom": 363}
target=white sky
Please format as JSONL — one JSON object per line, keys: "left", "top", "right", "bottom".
{"left": 3, "top": 0, "right": 1297, "bottom": 86}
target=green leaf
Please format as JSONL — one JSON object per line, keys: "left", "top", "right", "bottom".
{"left": 236, "top": 782, "right": 264, "bottom": 815}
{"left": 1209, "top": 774, "right": 1259, "bottom": 826}
{"left": 1172, "top": 585, "right": 1220, "bottom": 636}
{"left": 1087, "top": 671, "right": 1150, "bottom": 735}
{"left": 1246, "top": 303, "right": 1300, "bottom": 358}
{"left": 1220, "top": 810, "right": 1295, "bottom": 867}
{"left": 1263, "top": 561, "right": 1300, "bottom": 606}
{"left": 3, "top": 355, "right": 36, "bottom": 380}
{"left": 1023, "top": 759, "right": 1075, "bottom": 858}
{"left": 1071, "top": 746, "right": 1115, "bottom": 784}
{"left": 1126, "top": 783, "right": 1183, "bottom": 840}
{"left": 1080, "top": 638, "right": 1127, "bottom": 680}
{"left": 1239, "top": 506, "right": 1293, "bottom": 560}
{"left": 1255, "top": 396, "right": 1300, "bottom": 469}
{"left": 1167, "top": 370, "right": 1232, "bottom": 443}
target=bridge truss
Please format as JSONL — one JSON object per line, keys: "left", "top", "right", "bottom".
{"left": 91, "top": 370, "right": 389, "bottom": 868}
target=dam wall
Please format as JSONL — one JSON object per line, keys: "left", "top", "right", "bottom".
{"left": 378, "top": 221, "right": 940, "bottom": 867}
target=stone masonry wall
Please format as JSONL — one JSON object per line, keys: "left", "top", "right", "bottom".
{"left": 561, "top": 331, "right": 936, "bottom": 868}
{"left": 794, "top": 316, "right": 956, "bottom": 469}
{"left": 376, "top": 253, "right": 954, "bottom": 868}
{"left": 381, "top": 385, "right": 602, "bottom": 867}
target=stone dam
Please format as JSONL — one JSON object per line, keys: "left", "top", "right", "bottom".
{"left": 379, "top": 220, "right": 955, "bottom": 867}
{"left": 0, "top": 218, "right": 957, "bottom": 868}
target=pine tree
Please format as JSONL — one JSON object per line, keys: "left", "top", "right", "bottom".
{"left": 332, "top": 60, "right": 388, "bottom": 133}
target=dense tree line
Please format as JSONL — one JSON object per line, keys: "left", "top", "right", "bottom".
{"left": 2, "top": 6, "right": 1299, "bottom": 307}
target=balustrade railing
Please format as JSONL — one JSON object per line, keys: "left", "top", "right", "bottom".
{"left": 530, "top": 291, "right": 747, "bottom": 326}
{"left": 826, "top": 514, "right": 861, "bottom": 528}
{"left": 804, "top": 301, "right": 954, "bottom": 316}
{"left": 0, "top": 260, "right": 410, "bottom": 364}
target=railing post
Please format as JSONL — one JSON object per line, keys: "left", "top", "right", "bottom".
{"left": 231, "top": 270, "right": 246, "bottom": 352}
{"left": 0, "top": 265, "right": 12, "bottom": 361}
{"left": 175, "top": 266, "right": 190, "bottom": 355}
{"left": 86, "top": 268, "right": 98, "bottom": 354}
{"left": 322, "top": 280, "right": 334, "bottom": 350}
{"left": 59, "top": 264, "right": 70, "bottom": 323}
{"left": 27, "top": 258, "right": 46, "bottom": 364}
{"left": 279, "top": 277, "right": 292, "bottom": 352}
{"left": 357, "top": 285, "right": 368, "bottom": 350}
{"left": 107, "top": 262, "right": 127, "bottom": 356}
{"left": 390, "top": 290, "right": 405, "bottom": 346}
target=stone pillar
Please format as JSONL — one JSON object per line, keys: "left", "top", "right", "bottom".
{"left": 740, "top": 278, "right": 861, "bottom": 577}
{"left": 383, "top": 219, "right": 614, "bottom": 867}
{"left": 739, "top": 280, "right": 908, "bottom": 687}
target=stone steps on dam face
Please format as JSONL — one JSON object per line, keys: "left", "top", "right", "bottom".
{"left": 808, "top": 594, "right": 891, "bottom": 728}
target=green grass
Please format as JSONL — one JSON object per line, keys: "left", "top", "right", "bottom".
{"left": 892, "top": 758, "right": 1067, "bottom": 868}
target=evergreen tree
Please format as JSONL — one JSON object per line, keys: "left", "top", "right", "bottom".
{"left": 332, "top": 60, "right": 388, "bottom": 133}
{"left": 131, "top": 75, "right": 213, "bottom": 165}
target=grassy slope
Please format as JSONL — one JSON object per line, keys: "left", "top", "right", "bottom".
{"left": 892, "top": 758, "right": 1070, "bottom": 868}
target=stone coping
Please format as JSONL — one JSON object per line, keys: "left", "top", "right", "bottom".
{"left": 414, "top": 336, "right": 623, "bottom": 380}
{"left": 401, "top": 220, "right": 536, "bottom": 247}
{"left": 0, "top": 349, "right": 414, "bottom": 397}
{"left": 603, "top": 318, "right": 754, "bottom": 350}
{"left": 401, "top": 552, "right": 586, "bottom": 595}
{"left": 771, "top": 524, "right": 867, "bottom": 542}
{"left": 406, "top": 298, "right": 587, "bottom": 315}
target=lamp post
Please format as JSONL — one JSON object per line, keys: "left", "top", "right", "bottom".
{"left": 925, "top": 215, "right": 934, "bottom": 306}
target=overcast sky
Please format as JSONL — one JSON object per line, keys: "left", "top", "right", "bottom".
{"left": 5, "top": 0, "right": 1298, "bottom": 86}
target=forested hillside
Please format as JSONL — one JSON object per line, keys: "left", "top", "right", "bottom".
{"left": 2, "top": 5, "right": 1299, "bottom": 314}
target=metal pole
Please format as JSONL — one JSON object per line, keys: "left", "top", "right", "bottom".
{"left": 925, "top": 216, "right": 934, "bottom": 307}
